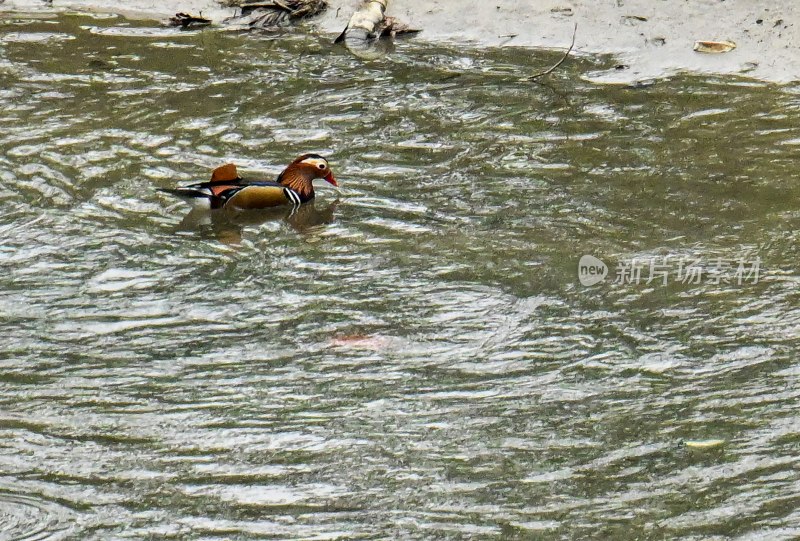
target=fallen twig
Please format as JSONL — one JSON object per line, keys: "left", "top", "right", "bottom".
{"left": 528, "top": 23, "right": 577, "bottom": 80}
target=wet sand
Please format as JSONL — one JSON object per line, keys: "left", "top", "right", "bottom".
{"left": 3, "top": 0, "right": 799, "bottom": 83}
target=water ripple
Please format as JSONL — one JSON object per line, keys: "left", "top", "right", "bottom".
{"left": 0, "top": 491, "right": 75, "bottom": 541}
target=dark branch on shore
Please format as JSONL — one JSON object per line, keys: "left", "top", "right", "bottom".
{"left": 528, "top": 23, "right": 577, "bottom": 80}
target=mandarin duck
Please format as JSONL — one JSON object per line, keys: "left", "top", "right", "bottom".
{"left": 159, "top": 154, "right": 337, "bottom": 210}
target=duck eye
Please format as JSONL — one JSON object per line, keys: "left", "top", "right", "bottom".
{"left": 318, "top": 163, "right": 326, "bottom": 170}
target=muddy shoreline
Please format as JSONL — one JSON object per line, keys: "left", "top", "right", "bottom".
{"left": 2, "top": 0, "right": 799, "bottom": 83}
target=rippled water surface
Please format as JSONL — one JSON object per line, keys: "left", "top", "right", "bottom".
{"left": 1, "top": 11, "right": 800, "bottom": 540}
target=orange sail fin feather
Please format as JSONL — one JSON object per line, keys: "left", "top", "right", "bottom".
{"left": 210, "top": 163, "right": 239, "bottom": 182}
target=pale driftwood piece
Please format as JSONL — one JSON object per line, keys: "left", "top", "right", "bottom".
{"left": 334, "top": 0, "right": 389, "bottom": 59}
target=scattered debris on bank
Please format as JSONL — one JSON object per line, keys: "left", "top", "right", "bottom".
{"left": 221, "top": 0, "right": 327, "bottom": 29}
{"left": 168, "top": 12, "right": 212, "bottom": 28}
{"left": 166, "top": 0, "right": 327, "bottom": 30}
{"left": 693, "top": 40, "right": 737, "bottom": 54}
{"left": 164, "top": 0, "right": 418, "bottom": 58}
{"left": 375, "top": 16, "right": 419, "bottom": 39}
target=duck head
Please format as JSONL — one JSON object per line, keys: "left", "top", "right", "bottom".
{"left": 278, "top": 154, "right": 338, "bottom": 201}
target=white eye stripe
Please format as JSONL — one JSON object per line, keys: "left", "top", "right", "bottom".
{"left": 300, "top": 157, "right": 328, "bottom": 169}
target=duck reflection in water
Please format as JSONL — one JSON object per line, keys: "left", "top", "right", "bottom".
{"left": 172, "top": 198, "right": 339, "bottom": 244}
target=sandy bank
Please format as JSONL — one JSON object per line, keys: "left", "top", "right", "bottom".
{"left": 2, "top": 0, "right": 799, "bottom": 83}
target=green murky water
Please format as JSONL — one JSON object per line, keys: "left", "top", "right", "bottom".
{"left": 1, "top": 11, "right": 799, "bottom": 540}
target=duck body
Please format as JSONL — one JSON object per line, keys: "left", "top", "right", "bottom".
{"left": 159, "top": 154, "right": 337, "bottom": 210}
